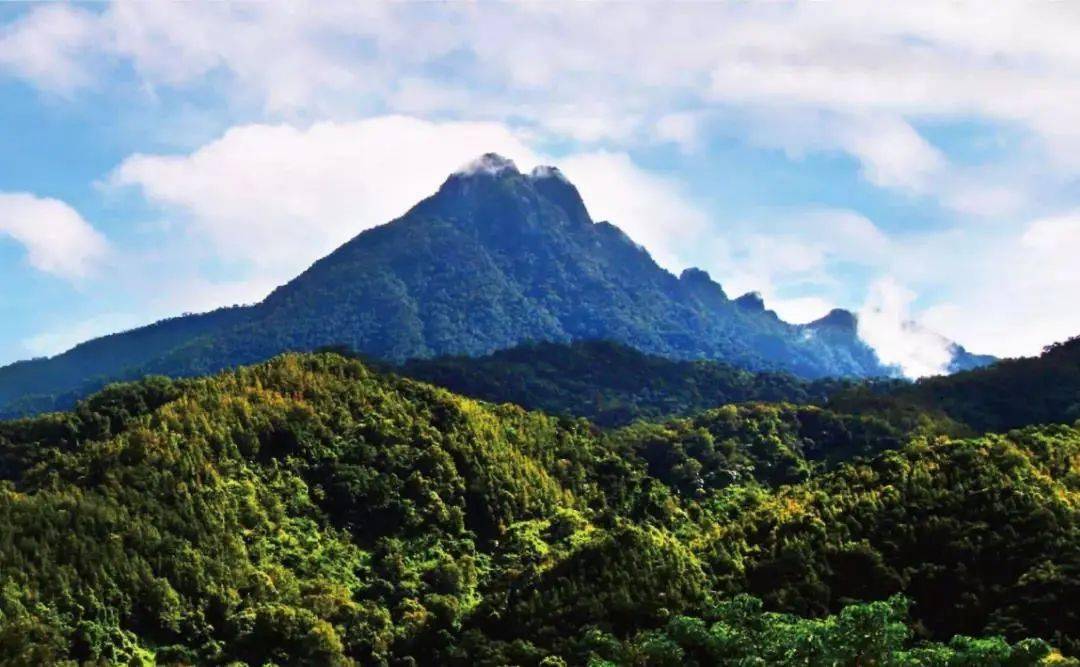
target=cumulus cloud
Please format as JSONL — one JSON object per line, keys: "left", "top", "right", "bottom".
{"left": 916, "top": 213, "right": 1080, "bottom": 357}
{"left": 6, "top": 3, "right": 1080, "bottom": 193}
{"left": 111, "top": 117, "right": 539, "bottom": 281}
{"left": 0, "top": 193, "right": 108, "bottom": 280}
{"left": 857, "top": 278, "right": 953, "bottom": 378}
{"left": 699, "top": 208, "right": 891, "bottom": 323}
{"left": 110, "top": 116, "right": 711, "bottom": 292}
{"left": 838, "top": 116, "right": 946, "bottom": 194}
{"left": 557, "top": 151, "right": 709, "bottom": 271}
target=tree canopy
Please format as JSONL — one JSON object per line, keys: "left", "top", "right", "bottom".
{"left": 0, "top": 352, "right": 1075, "bottom": 664}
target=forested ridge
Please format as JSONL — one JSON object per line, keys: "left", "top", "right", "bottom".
{"left": 0, "top": 352, "right": 1076, "bottom": 665}
{"left": 899, "top": 336, "right": 1080, "bottom": 431}
{"left": 395, "top": 336, "right": 1080, "bottom": 437}
{"left": 828, "top": 336, "right": 1080, "bottom": 435}
{"left": 396, "top": 340, "right": 848, "bottom": 427}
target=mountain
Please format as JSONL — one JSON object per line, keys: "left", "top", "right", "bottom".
{"left": 0, "top": 153, "right": 991, "bottom": 418}
{"left": 0, "top": 352, "right": 1074, "bottom": 663}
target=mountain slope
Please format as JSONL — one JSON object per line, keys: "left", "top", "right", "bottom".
{"left": 0, "top": 353, "right": 1073, "bottom": 663}
{"left": 397, "top": 339, "right": 848, "bottom": 426}
{"left": 906, "top": 336, "right": 1080, "bottom": 431}
{"left": 0, "top": 306, "right": 251, "bottom": 416}
{"left": 154, "top": 155, "right": 886, "bottom": 375}
{"left": 0, "top": 154, "right": 990, "bottom": 417}
{"left": 831, "top": 336, "right": 1080, "bottom": 433}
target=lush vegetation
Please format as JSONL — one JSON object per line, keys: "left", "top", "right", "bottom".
{"left": 3, "top": 162, "right": 988, "bottom": 419}
{"left": 0, "top": 352, "right": 1074, "bottom": 664}
{"left": 904, "top": 336, "right": 1080, "bottom": 431}
{"left": 0, "top": 307, "right": 250, "bottom": 419}
{"left": 397, "top": 340, "right": 849, "bottom": 427}
{"left": 398, "top": 336, "right": 1080, "bottom": 437}
{"left": 831, "top": 336, "right": 1080, "bottom": 434}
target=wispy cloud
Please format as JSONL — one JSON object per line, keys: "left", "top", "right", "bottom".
{"left": 857, "top": 278, "right": 953, "bottom": 378}
{"left": 6, "top": 3, "right": 1080, "bottom": 185}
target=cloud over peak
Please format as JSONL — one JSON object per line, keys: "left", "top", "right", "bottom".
{"left": 857, "top": 278, "right": 953, "bottom": 378}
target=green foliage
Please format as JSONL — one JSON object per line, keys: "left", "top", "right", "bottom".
{"left": 837, "top": 336, "right": 1080, "bottom": 433}
{"left": 580, "top": 595, "right": 1064, "bottom": 666}
{"left": 0, "top": 352, "right": 1073, "bottom": 664}
{"left": 693, "top": 425, "right": 1080, "bottom": 654}
{"left": 399, "top": 340, "right": 847, "bottom": 427}
{"left": 610, "top": 403, "right": 906, "bottom": 495}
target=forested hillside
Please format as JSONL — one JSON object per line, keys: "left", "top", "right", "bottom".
{"left": 829, "top": 336, "right": 1080, "bottom": 434}
{"left": 397, "top": 340, "right": 847, "bottom": 426}
{"left": 397, "top": 337, "right": 1080, "bottom": 436}
{"left": 904, "top": 336, "right": 1080, "bottom": 431}
{"left": 0, "top": 353, "right": 1074, "bottom": 664}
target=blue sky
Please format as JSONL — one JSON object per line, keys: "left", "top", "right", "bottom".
{"left": 1, "top": 3, "right": 1079, "bottom": 376}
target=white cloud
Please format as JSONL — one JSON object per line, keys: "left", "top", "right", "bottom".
{"left": 1021, "top": 214, "right": 1080, "bottom": 256}
{"left": 655, "top": 112, "right": 705, "bottom": 153}
{"left": 558, "top": 151, "right": 709, "bottom": 271}
{"left": 541, "top": 115, "right": 642, "bottom": 144}
{"left": 857, "top": 278, "right": 953, "bottom": 378}
{"left": 699, "top": 208, "right": 890, "bottom": 318}
{"left": 729, "top": 109, "right": 953, "bottom": 200}
{"left": 7, "top": 3, "right": 1080, "bottom": 193}
{"left": 0, "top": 4, "right": 99, "bottom": 92}
{"left": 770, "top": 296, "right": 837, "bottom": 325}
{"left": 111, "top": 116, "right": 539, "bottom": 281}
{"left": 104, "top": 3, "right": 401, "bottom": 115}
{"left": 838, "top": 115, "right": 946, "bottom": 194}
{"left": 0, "top": 193, "right": 108, "bottom": 280}
{"left": 110, "top": 116, "right": 711, "bottom": 289}
{"left": 916, "top": 213, "right": 1080, "bottom": 357}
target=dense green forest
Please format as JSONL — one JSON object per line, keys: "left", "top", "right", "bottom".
{"left": 397, "top": 340, "right": 848, "bottom": 427}
{"left": 900, "top": 336, "right": 1080, "bottom": 431}
{"left": 0, "top": 353, "right": 1075, "bottom": 664}
{"left": 828, "top": 336, "right": 1080, "bottom": 435}
{"left": 397, "top": 336, "right": 1080, "bottom": 437}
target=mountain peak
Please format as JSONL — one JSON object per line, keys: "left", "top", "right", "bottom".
{"left": 529, "top": 164, "right": 591, "bottom": 225}
{"left": 734, "top": 291, "right": 766, "bottom": 312}
{"left": 679, "top": 267, "right": 713, "bottom": 283}
{"left": 454, "top": 153, "right": 520, "bottom": 177}
{"left": 529, "top": 165, "right": 569, "bottom": 182}
{"left": 809, "top": 308, "right": 858, "bottom": 331}
{"left": 0, "top": 152, "right": 998, "bottom": 417}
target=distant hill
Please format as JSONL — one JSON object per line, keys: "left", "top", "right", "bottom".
{"left": 825, "top": 336, "right": 1080, "bottom": 435}
{"left": 897, "top": 336, "right": 1080, "bottom": 431}
{"left": 0, "top": 153, "right": 991, "bottom": 417}
{"left": 397, "top": 339, "right": 850, "bottom": 426}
